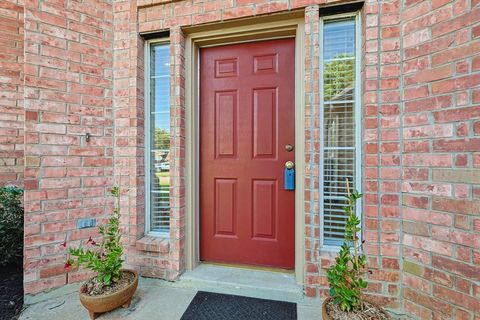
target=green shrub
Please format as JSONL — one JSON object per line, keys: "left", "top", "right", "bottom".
{"left": 0, "top": 186, "right": 24, "bottom": 266}
{"left": 326, "top": 180, "right": 367, "bottom": 312}
{"left": 65, "top": 187, "right": 124, "bottom": 286}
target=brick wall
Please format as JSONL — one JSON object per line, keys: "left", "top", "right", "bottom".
{"left": 23, "top": 0, "right": 114, "bottom": 294}
{"left": 133, "top": 0, "right": 480, "bottom": 316}
{"left": 364, "top": 1, "right": 480, "bottom": 317}
{"left": 112, "top": 0, "right": 186, "bottom": 280}
{"left": 399, "top": 1, "right": 480, "bottom": 318}
{"left": 135, "top": 0, "right": 403, "bottom": 310}
{"left": 362, "top": 0, "right": 404, "bottom": 309}
{"left": 14, "top": 0, "right": 480, "bottom": 317}
{"left": 0, "top": 0, "right": 24, "bottom": 187}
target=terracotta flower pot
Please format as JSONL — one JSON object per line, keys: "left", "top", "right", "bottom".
{"left": 322, "top": 297, "right": 392, "bottom": 320}
{"left": 79, "top": 269, "right": 138, "bottom": 320}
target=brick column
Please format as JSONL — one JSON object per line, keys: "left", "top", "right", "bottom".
{"left": 303, "top": 4, "right": 324, "bottom": 298}
{"left": 114, "top": 1, "right": 186, "bottom": 280}
{"left": 362, "top": 0, "right": 403, "bottom": 309}
{"left": 167, "top": 26, "right": 187, "bottom": 278}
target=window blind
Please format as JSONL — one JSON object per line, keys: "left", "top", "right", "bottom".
{"left": 321, "top": 18, "right": 359, "bottom": 246}
{"left": 148, "top": 43, "right": 171, "bottom": 234}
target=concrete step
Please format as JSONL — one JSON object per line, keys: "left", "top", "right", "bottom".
{"left": 175, "top": 264, "right": 311, "bottom": 304}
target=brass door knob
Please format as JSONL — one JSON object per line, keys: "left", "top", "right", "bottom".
{"left": 285, "top": 161, "right": 294, "bottom": 169}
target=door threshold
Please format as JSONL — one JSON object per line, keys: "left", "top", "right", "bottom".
{"left": 176, "top": 263, "right": 307, "bottom": 304}
{"left": 202, "top": 261, "right": 295, "bottom": 274}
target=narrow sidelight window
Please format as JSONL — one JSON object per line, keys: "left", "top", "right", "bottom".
{"left": 320, "top": 16, "right": 361, "bottom": 247}
{"left": 146, "top": 41, "right": 171, "bottom": 235}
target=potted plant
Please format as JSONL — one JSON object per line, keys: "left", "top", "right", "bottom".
{"left": 323, "top": 179, "right": 391, "bottom": 320}
{"left": 64, "top": 187, "right": 138, "bottom": 320}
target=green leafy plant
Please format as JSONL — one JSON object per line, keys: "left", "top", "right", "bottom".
{"left": 0, "top": 186, "right": 24, "bottom": 266}
{"left": 323, "top": 53, "right": 355, "bottom": 101}
{"left": 65, "top": 187, "right": 124, "bottom": 286}
{"left": 326, "top": 179, "right": 367, "bottom": 312}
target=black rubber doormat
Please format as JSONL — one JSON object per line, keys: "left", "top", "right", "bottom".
{"left": 180, "top": 291, "right": 297, "bottom": 320}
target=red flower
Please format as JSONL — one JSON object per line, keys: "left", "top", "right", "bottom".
{"left": 86, "top": 236, "right": 97, "bottom": 246}
{"left": 60, "top": 241, "right": 67, "bottom": 248}
{"left": 64, "top": 261, "right": 72, "bottom": 269}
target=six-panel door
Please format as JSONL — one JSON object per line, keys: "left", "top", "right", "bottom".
{"left": 200, "top": 38, "right": 295, "bottom": 269}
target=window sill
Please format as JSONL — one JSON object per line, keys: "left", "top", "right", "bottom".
{"left": 320, "top": 245, "right": 341, "bottom": 253}
{"left": 136, "top": 236, "right": 169, "bottom": 253}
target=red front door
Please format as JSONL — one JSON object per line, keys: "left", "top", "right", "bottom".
{"left": 200, "top": 38, "right": 295, "bottom": 269}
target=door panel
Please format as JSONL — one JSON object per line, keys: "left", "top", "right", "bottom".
{"left": 214, "top": 178, "right": 237, "bottom": 237}
{"left": 252, "top": 179, "right": 277, "bottom": 239}
{"left": 253, "top": 88, "right": 277, "bottom": 158}
{"left": 215, "top": 91, "right": 237, "bottom": 158}
{"left": 200, "top": 38, "right": 295, "bottom": 269}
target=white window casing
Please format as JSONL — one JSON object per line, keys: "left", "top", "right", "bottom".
{"left": 145, "top": 39, "right": 171, "bottom": 236}
{"left": 319, "top": 13, "right": 362, "bottom": 249}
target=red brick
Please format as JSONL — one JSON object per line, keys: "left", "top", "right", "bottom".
{"left": 424, "top": 267, "right": 453, "bottom": 287}
{"left": 404, "top": 287, "right": 453, "bottom": 317}
{"left": 432, "top": 74, "right": 480, "bottom": 94}
{"left": 456, "top": 122, "right": 468, "bottom": 136}
{"left": 404, "top": 95, "right": 452, "bottom": 113}
{"left": 454, "top": 215, "right": 470, "bottom": 230}
{"left": 433, "top": 197, "right": 480, "bottom": 215}
{"left": 433, "top": 106, "right": 480, "bottom": 122}
{"left": 404, "top": 234, "right": 453, "bottom": 256}
{"left": 431, "top": 226, "right": 479, "bottom": 247}
{"left": 432, "top": 255, "right": 480, "bottom": 281}
{"left": 433, "top": 285, "right": 480, "bottom": 313}
{"left": 404, "top": 34, "right": 455, "bottom": 60}
{"left": 403, "top": 207, "right": 452, "bottom": 226}
{"left": 403, "top": 124, "right": 453, "bottom": 139}
{"left": 432, "top": 39, "right": 480, "bottom": 66}
{"left": 433, "top": 138, "right": 480, "bottom": 152}
{"left": 382, "top": 26, "right": 400, "bottom": 38}
{"left": 474, "top": 121, "right": 480, "bottom": 135}
{"left": 432, "top": 8, "right": 480, "bottom": 38}
{"left": 404, "top": 85, "right": 429, "bottom": 100}
{"left": 24, "top": 277, "right": 67, "bottom": 295}
{"left": 39, "top": 264, "right": 67, "bottom": 279}
{"left": 404, "top": 140, "right": 430, "bottom": 153}
{"left": 24, "top": 179, "right": 38, "bottom": 190}
{"left": 403, "top": 167, "right": 429, "bottom": 180}
{"left": 474, "top": 58, "right": 480, "bottom": 72}
{"left": 25, "top": 111, "right": 38, "bottom": 121}
{"left": 403, "top": 274, "right": 430, "bottom": 292}
{"left": 402, "top": 181, "right": 451, "bottom": 196}
{"left": 404, "top": 300, "right": 432, "bottom": 319}
{"left": 403, "top": 154, "right": 452, "bottom": 167}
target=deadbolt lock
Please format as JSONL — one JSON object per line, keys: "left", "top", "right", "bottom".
{"left": 285, "top": 144, "right": 294, "bottom": 152}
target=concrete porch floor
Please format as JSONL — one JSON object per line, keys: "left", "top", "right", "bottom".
{"left": 20, "top": 265, "right": 322, "bottom": 319}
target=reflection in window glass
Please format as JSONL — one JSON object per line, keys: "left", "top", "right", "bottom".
{"left": 321, "top": 18, "right": 359, "bottom": 246}
{"left": 149, "top": 43, "right": 170, "bottom": 233}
